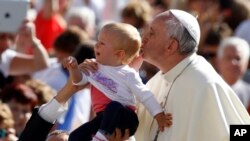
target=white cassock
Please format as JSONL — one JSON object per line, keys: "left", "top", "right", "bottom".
{"left": 135, "top": 53, "right": 250, "bottom": 141}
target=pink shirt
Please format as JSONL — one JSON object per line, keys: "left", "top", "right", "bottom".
{"left": 91, "top": 86, "right": 136, "bottom": 113}
{"left": 91, "top": 86, "right": 111, "bottom": 113}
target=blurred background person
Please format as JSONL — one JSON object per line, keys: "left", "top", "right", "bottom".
{"left": 33, "top": 26, "right": 88, "bottom": 92}
{"left": 58, "top": 0, "right": 73, "bottom": 17}
{"left": 217, "top": 37, "right": 250, "bottom": 112}
{"left": 0, "top": 83, "right": 38, "bottom": 137}
{"left": 34, "top": 0, "right": 66, "bottom": 55}
{"left": 220, "top": 0, "right": 249, "bottom": 32}
{"left": 25, "top": 79, "right": 55, "bottom": 106}
{"left": 198, "top": 23, "right": 232, "bottom": 71}
{"left": 65, "top": 7, "right": 96, "bottom": 40}
{"left": 121, "top": 0, "right": 152, "bottom": 34}
{"left": 146, "top": 0, "right": 170, "bottom": 16}
{"left": 0, "top": 102, "right": 18, "bottom": 141}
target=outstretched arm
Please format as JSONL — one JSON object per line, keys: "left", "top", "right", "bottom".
{"left": 19, "top": 78, "right": 82, "bottom": 141}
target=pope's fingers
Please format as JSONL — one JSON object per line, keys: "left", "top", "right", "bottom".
{"left": 62, "top": 59, "right": 68, "bottom": 68}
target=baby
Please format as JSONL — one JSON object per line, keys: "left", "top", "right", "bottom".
{"left": 63, "top": 22, "right": 172, "bottom": 141}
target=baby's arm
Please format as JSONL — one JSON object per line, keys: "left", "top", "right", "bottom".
{"left": 62, "top": 56, "right": 84, "bottom": 84}
{"left": 128, "top": 72, "right": 172, "bottom": 131}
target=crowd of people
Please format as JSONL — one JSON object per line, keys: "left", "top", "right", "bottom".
{"left": 1, "top": 0, "right": 250, "bottom": 141}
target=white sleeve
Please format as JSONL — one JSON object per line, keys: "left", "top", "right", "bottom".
{"left": 128, "top": 73, "right": 163, "bottom": 117}
{"left": 38, "top": 98, "right": 68, "bottom": 123}
{"left": 0, "top": 49, "right": 17, "bottom": 77}
{"left": 72, "top": 72, "right": 88, "bottom": 86}
{"left": 141, "top": 96, "right": 163, "bottom": 117}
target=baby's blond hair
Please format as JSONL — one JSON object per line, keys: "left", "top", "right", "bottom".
{"left": 102, "top": 23, "right": 141, "bottom": 64}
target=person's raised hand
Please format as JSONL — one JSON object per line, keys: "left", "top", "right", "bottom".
{"left": 16, "top": 20, "right": 36, "bottom": 46}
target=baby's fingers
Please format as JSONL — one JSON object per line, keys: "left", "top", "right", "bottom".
{"left": 62, "top": 57, "right": 70, "bottom": 68}
{"left": 79, "top": 60, "right": 98, "bottom": 72}
{"left": 165, "top": 113, "right": 173, "bottom": 127}
{"left": 159, "top": 125, "right": 165, "bottom": 132}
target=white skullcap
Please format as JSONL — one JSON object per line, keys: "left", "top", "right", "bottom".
{"left": 170, "top": 9, "right": 200, "bottom": 44}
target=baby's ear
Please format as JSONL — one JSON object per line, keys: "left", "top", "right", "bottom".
{"left": 115, "top": 50, "right": 126, "bottom": 59}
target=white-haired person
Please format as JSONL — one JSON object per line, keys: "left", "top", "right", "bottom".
{"left": 65, "top": 7, "right": 96, "bottom": 39}
{"left": 135, "top": 9, "right": 250, "bottom": 141}
{"left": 217, "top": 37, "right": 250, "bottom": 111}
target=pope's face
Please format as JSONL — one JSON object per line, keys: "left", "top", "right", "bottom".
{"left": 141, "top": 13, "right": 171, "bottom": 65}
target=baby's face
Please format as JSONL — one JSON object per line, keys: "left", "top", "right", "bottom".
{"left": 95, "top": 29, "right": 122, "bottom": 66}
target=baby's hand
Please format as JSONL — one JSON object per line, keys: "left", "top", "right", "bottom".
{"left": 78, "top": 59, "right": 98, "bottom": 75}
{"left": 62, "top": 56, "right": 83, "bottom": 84}
{"left": 165, "top": 113, "right": 172, "bottom": 127}
{"left": 154, "top": 112, "right": 172, "bottom": 132}
{"left": 62, "top": 56, "right": 78, "bottom": 70}
{"left": 129, "top": 54, "right": 143, "bottom": 72}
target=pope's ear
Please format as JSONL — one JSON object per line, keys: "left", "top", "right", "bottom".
{"left": 171, "top": 38, "right": 179, "bottom": 50}
{"left": 166, "top": 38, "right": 179, "bottom": 54}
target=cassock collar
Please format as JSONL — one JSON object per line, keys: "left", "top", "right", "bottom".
{"left": 162, "top": 53, "right": 197, "bottom": 83}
